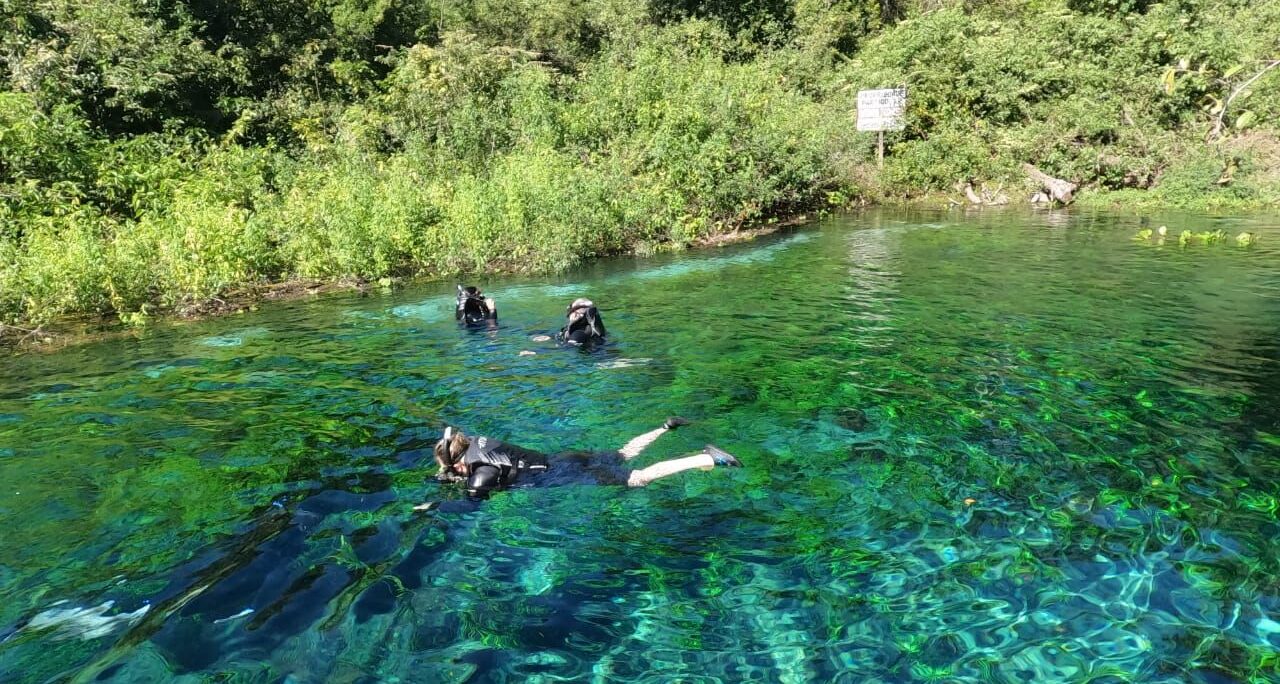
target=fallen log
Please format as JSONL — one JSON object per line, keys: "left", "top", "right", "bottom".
{"left": 1023, "top": 163, "right": 1077, "bottom": 205}
{"left": 958, "top": 180, "right": 1011, "bottom": 206}
{"left": 963, "top": 181, "right": 983, "bottom": 205}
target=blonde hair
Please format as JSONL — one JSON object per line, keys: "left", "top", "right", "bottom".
{"left": 434, "top": 429, "right": 470, "bottom": 473}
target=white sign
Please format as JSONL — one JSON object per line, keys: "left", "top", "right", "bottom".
{"left": 856, "top": 88, "right": 907, "bottom": 131}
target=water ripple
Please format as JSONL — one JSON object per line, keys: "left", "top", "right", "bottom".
{"left": 1, "top": 210, "right": 1279, "bottom": 682}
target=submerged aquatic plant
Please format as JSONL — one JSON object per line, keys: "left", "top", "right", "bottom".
{"left": 1138, "top": 228, "right": 1242, "bottom": 247}
{"left": 2, "top": 213, "right": 1279, "bottom": 682}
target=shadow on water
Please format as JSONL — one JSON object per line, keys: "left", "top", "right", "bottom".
{"left": 2, "top": 209, "right": 1280, "bottom": 682}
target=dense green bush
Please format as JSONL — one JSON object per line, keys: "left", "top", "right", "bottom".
{"left": 1, "top": 0, "right": 1278, "bottom": 332}
{"left": 836, "top": 0, "right": 1279, "bottom": 196}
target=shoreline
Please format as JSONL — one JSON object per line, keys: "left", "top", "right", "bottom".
{"left": 5, "top": 196, "right": 1277, "bottom": 355}
{"left": 0, "top": 212, "right": 820, "bottom": 354}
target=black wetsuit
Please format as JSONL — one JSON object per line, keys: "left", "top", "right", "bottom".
{"left": 462, "top": 436, "right": 630, "bottom": 499}
{"left": 557, "top": 307, "right": 607, "bottom": 347}
{"left": 456, "top": 288, "right": 495, "bottom": 326}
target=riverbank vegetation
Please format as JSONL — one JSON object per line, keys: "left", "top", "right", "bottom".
{"left": 3, "top": 0, "right": 1279, "bottom": 333}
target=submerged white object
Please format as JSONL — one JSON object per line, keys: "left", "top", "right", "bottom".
{"left": 26, "top": 600, "right": 150, "bottom": 640}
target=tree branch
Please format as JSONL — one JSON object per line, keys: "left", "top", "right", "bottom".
{"left": 1211, "top": 59, "right": 1280, "bottom": 141}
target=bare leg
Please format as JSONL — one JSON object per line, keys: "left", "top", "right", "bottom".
{"left": 618, "top": 417, "right": 691, "bottom": 460}
{"left": 618, "top": 426, "right": 670, "bottom": 460}
{"left": 626, "top": 453, "right": 716, "bottom": 487}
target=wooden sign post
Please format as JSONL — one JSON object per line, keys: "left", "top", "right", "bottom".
{"left": 856, "top": 88, "right": 907, "bottom": 169}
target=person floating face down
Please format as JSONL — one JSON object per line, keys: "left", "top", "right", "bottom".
{"left": 431, "top": 418, "right": 741, "bottom": 500}
{"left": 558, "top": 298, "right": 607, "bottom": 347}
{"left": 456, "top": 285, "right": 498, "bottom": 327}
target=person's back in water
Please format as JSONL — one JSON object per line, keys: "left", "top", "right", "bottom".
{"left": 453, "top": 432, "right": 552, "bottom": 494}
{"left": 430, "top": 418, "right": 741, "bottom": 500}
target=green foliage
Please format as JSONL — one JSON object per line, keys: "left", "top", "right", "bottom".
{"left": 269, "top": 154, "right": 443, "bottom": 279}
{"left": 1068, "top": 0, "right": 1154, "bottom": 15}
{"left": 1, "top": 0, "right": 1279, "bottom": 331}
{"left": 2, "top": 0, "right": 231, "bottom": 131}
{"left": 373, "top": 33, "right": 560, "bottom": 167}
{"left": 839, "top": 0, "right": 1280, "bottom": 195}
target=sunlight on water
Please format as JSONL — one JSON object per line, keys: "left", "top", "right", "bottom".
{"left": 624, "top": 232, "right": 815, "bottom": 281}
{"left": 2, "top": 209, "right": 1280, "bottom": 683}
{"left": 390, "top": 295, "right": 454, "bottom": 322}
{"left": 391, "top": 232, "right": 816, "bottom": 322}
{"left": 196, "top": 326, "right": 271, "bottom": 347}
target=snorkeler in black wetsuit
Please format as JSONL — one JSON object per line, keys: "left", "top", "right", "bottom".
{"left": 523, "top": 297, "right": 608, "bottom": 353}
{"left": 430, "top": 420, "right": 741, "bottom": 500}
{"left": 455, "top": 285, "right": 497, "bottom": 326}
{"left": 556, "top": 298, "right": 607, "bottom": 347}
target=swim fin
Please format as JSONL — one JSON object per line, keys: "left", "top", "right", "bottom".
{"left": 704, "top": 444, "right": 742, "bottom": 467}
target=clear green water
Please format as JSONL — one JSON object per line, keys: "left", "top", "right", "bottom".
{"left": 3, "top": 209, "right": 1280, "bottom": 683}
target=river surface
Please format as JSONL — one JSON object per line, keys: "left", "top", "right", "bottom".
{"left": 2, "top": 209, "right": 1280, "bottom": 683}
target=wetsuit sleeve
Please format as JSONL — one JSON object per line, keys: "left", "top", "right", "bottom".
{"left": 466, "top": 464, "right": 503, "bottom": 500}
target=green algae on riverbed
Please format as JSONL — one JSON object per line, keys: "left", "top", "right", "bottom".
{"left": 2, "top": 209, "right": 1280, "bottom": 682}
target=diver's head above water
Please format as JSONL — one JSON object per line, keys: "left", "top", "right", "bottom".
{"left": 455, "top": 285, "right": 497, "bottom": 326}
{"left": 561, "top": 298, "right": 607, "bottom": 346}
{"left": 567, "top": 297, "right": 593, "bottom": 317}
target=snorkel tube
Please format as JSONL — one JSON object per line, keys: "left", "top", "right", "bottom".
{"left": 434, "top": 426, "right": 465, "bottom": 482}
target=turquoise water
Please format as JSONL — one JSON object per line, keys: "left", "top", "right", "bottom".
{"left": 2, "top": 209, "right": 1280, "bottom": 683}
